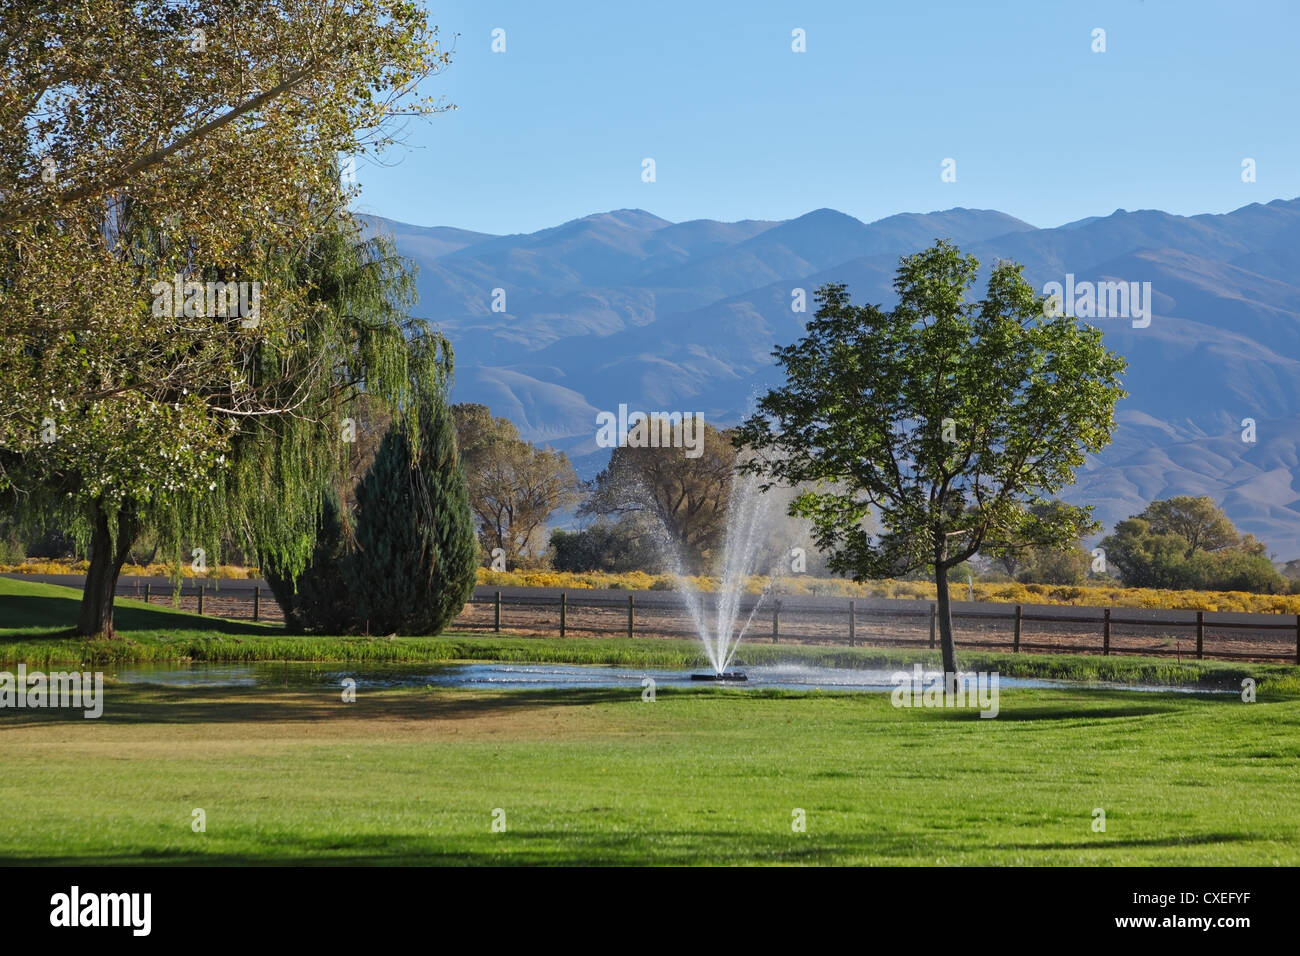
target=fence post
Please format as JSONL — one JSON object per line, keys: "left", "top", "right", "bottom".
{"left": 560, "top": 591, "right": 567, "bottom": 637}
{"left": 197, "top": 583, "right": 204, "bottom": 616}
{"left": 494, "top": 590, "right": 501, "bottom": 633}
{"left": 1196, "top": 610, "right": 1204, "bottom": 660}
{"left": 929, "top": 604, "right": 936, "bottom": 649}
{"left": 849, "top": 600, "right": 856, "bottom": 648}
{"left": 772, "top": 600, "right": 780, "bottom": 644}
{"left": 1013, "top": 604, "right": 1022, "bottom": 653}
{"left": 1295, "top": 615, "right": 1299, "bottom": 666}
{"left": 1103, "top": 607, "right": 1111, "bottom": 656}
{"left": 253, "top": 585, "right": 260, "bottom": 622}
{"left": 628, "top": 594, "right": 635, "bottom": 639}
{"left": 144, "top": 583, "right": 151, "bottom": 605}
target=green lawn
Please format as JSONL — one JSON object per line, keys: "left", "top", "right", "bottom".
{"left": 1, "top": 682, "right": 1297, "bottom": 865}
{"left": 2, "top": 573, "right": 1299, "bottom": 865}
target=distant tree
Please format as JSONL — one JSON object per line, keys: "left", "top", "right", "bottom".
{"left": 734, "top": 242, "right": 1126, "bottom": 676}
{"left": 347, "top": 392, "right": 478, "bottom": 635}
{"left": 580, "top": 421, "right": 736, "bottom": 573}
{"left": 550, "top": 520, "right": 666, "bottom": 574}
{"left": 451, "top": 404, "right": 581, "bottom": 566}
{"left": 1140, "top": 497, "right": 1239, "bottom": 557}
{"left": 1100, "top": 518, "right": 1190, "bottom": 589}
{"left": 1100, "top": 498, "right": 1284, "bottom": 592}
{"left": 1201, "top": 549, "right": 1285, "bottom": 593}
{"left": 983, "top": 500, "right": 1092, "bottom": 585}
{"left": 1024, "top": 546, "right": 1091, "bottom": 586}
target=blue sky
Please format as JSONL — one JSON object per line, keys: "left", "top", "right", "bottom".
{"left": 352, "top": 0, "right": 1300, "bottom": 234}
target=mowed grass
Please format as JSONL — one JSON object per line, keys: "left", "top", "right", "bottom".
{"left": 1, "top": 682, "right": 1298, "bottom": 865}
{"left": 3, "top": 573, "right": 1299, "bottom": 865}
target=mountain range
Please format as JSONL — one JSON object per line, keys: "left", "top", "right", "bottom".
{"left": 363, "top": 197, "right": 1300, "bottom": 560}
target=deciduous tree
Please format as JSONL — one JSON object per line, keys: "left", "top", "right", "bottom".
{"left": 734, "top": 242, "right": 1126, "bottom": 676}
{"left": 0, "top": 0, "right": 451, "bottom": 636}
{"left": 451, "top": 404, "right": 581, "bottom": 567}
{"left": 580, "top": 421, "right": 736, "bottom": 573}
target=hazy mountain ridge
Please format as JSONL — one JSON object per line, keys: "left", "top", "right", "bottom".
{"left": 364, "top": 198, "right": 1300, "bottom": 559}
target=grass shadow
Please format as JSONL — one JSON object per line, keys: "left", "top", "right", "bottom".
{"left": 1004, "top": 832, "right": 1255, "bottom": 851}
{"left": 0, "top": 683, "right": 640, "bottom": 727}
{"left": 0, "top": 828, "right": 868, "bottom": 866}
{"left": 0, "top": 592, "right": 283, "bottom": 639}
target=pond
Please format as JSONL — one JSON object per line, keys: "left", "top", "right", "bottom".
{"left": 103, "top": 661, "right": 1236, "bottom": 694}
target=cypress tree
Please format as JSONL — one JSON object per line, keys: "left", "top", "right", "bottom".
{"left": 261, "top": 490, "right": 356, "bottom": 634}
{"left": 348, "top": 394, "right": 478, "bottom": 635}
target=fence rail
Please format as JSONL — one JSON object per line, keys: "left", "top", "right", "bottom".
{"left": 79, "top": 575, "right": 1300, "bottom": 665}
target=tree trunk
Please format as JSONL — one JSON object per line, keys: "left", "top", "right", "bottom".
{"left": 76, "top": 503, "right": 139, "bottom": 638}
{"left": 934, "top": 547, "right": 959, "bottom": 680}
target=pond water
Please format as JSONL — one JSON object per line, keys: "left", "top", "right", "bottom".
{"left": 103, "top": 661, "right": 1235, "bottom": 694}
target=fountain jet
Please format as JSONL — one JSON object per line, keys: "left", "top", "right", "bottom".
{"left": 667, "top": 471, "right": 781, "bottom": 678}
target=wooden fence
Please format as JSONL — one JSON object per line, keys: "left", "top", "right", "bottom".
{"left": 118, "top": 578, "right": 1300, "bottom": 664}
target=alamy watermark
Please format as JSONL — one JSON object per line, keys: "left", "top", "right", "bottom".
{"left": 50, "top": 886, "right": 150, "bottom": 936}
{"left": 0, "top": 665, "right": 104, "bottom": 718}
{"left": 1042, "top": 274, "right": 1152, "bottom": 328}
{"left": 595, "top": 404, "right": 706, "bottom": 459}
{"left": 890, "top": 664, "right": 999, "bottom": 718}
{"left": 150, "top": 274, "right": 261, "bottom": 327}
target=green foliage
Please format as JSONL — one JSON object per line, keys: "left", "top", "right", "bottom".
{"left": 262, "top": 491, "right": 356, "bottom": 635}
{"left": 0, "top": 529, "right": 23, "bottom": 564}
{"left": 1101, "top": 498, "right": 1285, "bottom": 593}
{"left": 0, "top": 1, "right": 451, "bottom": 636}
{"left": 1140, "top": 496, "right": 1240, "bottom": 556}
{"left": 1018, "top": 546, "right": 1090, "bottom": 585}
{"left": 735, "top": 243, "right": 1127, "bottom": 582}
{"left": 734, "top": 241, "right": 1127, "bottom": 671}
{"left": 264, "top": 389, "right": 478, "bottom": 636}
{"left": 982, "top": 499, "right": 1093, "bottom": 584}
{"left": 347, "top": 395, "right": 478, "bottom": 635}
{"left": 2, "top": 200, "right": 452, "bottom": 635}
{"left": 550, "top": 522, "right": 666, "bottom": 574}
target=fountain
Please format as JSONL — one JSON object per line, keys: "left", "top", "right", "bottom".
{"left": 665, "top": 471, "right": 782, "bottom": 679}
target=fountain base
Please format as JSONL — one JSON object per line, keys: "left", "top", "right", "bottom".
{"left": 691, "top": 671, "right": 748, "bottom": 682}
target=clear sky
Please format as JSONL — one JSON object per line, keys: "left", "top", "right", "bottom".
{"left": 352, "top": 0, "right": 1300, "bottom": 234}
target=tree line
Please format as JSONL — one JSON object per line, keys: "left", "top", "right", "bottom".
{"left": 431, "top": 404, "right": 1296, "bottom": 596}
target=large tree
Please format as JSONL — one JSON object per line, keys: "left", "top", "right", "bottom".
{"left": 0, "top": 1, "right": 451, "bottom": 636}
{"left": 734, "top": 242, "right": 1127, "bottom": 676}
{"left": 451, "top": 403, "right": 581, "bottom": 567}
{"left": 10, "top": 207, "right": 450, "bottom": 636}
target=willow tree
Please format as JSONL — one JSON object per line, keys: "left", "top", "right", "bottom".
{"left": 5, "top": 200, "right": 451, "bottom": 635}
{"left": 734, "top": 242, "right": 1126, "bottom": 677}
{"left": 0, "top": 0, "right": 452, "bottom": 635}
